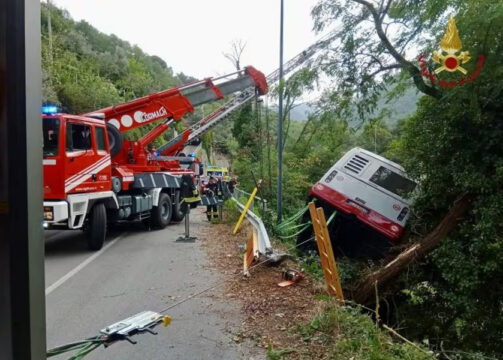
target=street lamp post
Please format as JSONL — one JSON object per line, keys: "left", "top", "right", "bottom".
{"left": 277, "top": 0, "right": 284, "bottom": 223}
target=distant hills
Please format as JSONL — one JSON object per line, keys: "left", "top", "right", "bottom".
{"left": 379, "top": 87, "right": 420, "bottom": 126}
{"left": 288, "top": 103, "right": 316, "bottom": 121}
{"left": 270, "top": 87, "right": 420, "bottom": 127}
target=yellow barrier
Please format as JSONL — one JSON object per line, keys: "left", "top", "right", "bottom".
{"left": 309, "top": 202, "right": 344, "bottom": 303}
{"left": 243, "top": 228, "right": 259, "bottom": 276}
{"left": 232, "top": 180, "right": 262, "bottom": 235}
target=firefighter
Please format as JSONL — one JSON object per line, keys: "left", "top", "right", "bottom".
{"left": 205, "top": 176, "right": 219, "bottom": 221}
{"left": 148, "top": 145, "right": 159, "bottom": 160}
{"left": 228, "top": 177, "right": 238, "bottom": 194}
{"left": 179, "top": 174, "right": 201, "bottom": 210}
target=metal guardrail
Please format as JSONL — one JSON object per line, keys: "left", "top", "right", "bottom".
{"left": 232, "top": 187, "right": 268, "bottom": 212}
{"left": 230, "top": 197, "right": 272, "bottom": 255}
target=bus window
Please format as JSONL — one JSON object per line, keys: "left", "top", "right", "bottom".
{"left": 369, "top": 166, "right": 416, "bottom": 198}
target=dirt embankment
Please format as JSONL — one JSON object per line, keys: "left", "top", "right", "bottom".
{"left": 200, "top": 219, "right": 330, "bottom": 359}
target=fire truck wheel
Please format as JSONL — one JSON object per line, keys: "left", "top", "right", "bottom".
{"left": 152, "top": 193, "right": 172, "bottom": 228}
{"left": 87, "top": 203, "right": 107, "bottom": 250}
{"left": 106, "top": 123, "right": 123, "bottom": 158}
{"left": 171, "top": 191, "right": 185, "bottom": 222}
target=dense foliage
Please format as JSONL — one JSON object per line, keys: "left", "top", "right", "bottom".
{"left": 41, "top": 3, "right": 199, "bottom": 145}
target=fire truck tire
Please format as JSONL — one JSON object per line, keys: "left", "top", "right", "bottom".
{"left": 152, "top": 193, "right": 172, "bottom": 228}
{"left": 87, "top": 203, "right": 107, "bottom": 251}
{"left": 171, "top": 191, "right": 185, "bottom": 222}
{"left": 106, "top": 123, "right": 123, "bottom": 158}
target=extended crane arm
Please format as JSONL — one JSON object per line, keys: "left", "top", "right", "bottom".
{"left": 84, "top": 66, "right": 267, "bottom": 133}
{"left": 158, "top": 30, "right": 337, "bottom": 156}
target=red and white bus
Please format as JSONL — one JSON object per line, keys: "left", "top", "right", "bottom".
{"left": 300, "top": 147, "right": 417, "bottom": 258}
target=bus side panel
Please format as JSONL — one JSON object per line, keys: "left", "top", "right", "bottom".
{"left": 310, "top": 182, "right": 404, "bottom": 241}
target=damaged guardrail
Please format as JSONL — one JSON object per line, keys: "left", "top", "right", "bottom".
{"left": 231, "top": 197, "right": 272, "bottom": 255}
{"left": 229, "top": 185, "right": 286, "bottom": 275}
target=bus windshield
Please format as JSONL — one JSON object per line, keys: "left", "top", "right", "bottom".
{"left": 43, "top": 117, "right": 60, "bottom": 157}
{"left": 369, "top": 166, "right": 416, "bottom": 198}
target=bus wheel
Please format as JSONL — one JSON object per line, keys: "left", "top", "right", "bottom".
{"left": 87, "top": 203, "right": 106, "bottom": 250}
{"left": 152, "top": 193, "right": 172, "bottom": 229}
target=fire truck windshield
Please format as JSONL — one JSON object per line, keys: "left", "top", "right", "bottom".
{"left": 43, "top": 117, "right": 60, "bottom": 157}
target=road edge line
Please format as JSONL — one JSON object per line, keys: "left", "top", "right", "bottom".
{"left": 45, "top": 234, "right": 124, "bottom": 296}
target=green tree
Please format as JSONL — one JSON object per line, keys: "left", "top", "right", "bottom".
{"left": 312, "top": 0, "right": 503, "bottom": 356}
{"left": 359, "top": 116, "right": 393, "bottom": 154}
{"left": 272, "top": 68, "right": 318, "bottom": 152}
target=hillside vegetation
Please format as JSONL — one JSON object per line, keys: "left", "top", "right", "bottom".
{"left": 41, "top": 3, "right": 201, "bottom": 145}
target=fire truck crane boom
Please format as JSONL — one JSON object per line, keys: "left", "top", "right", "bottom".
{"left": 85, "top": 66, "right": 266, "bottom": 133}
{"left": 158, "top": 30, "right": 337, "bottom": 157}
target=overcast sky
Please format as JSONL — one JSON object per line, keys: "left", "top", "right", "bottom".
{"left": 50, "top": 0, "right": 323, "bottom": 80}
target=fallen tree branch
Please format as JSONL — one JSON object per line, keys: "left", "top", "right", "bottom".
{"left": 353, "top": 193, "right": 471, "bottom": 304}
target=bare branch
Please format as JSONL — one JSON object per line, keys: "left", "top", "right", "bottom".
{"left": 354, "top": 52, "right": 384, "bottom": 68}
{"left": 367, "top": 63, "right": 401, "bottom": 78}
{"left": 223, "top": 39, "right": 247, "bottom": 71}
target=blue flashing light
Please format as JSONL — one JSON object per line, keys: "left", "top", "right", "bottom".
{"left": 189, "top": 153, "right": 196, "bottom": 157}
{"left": 42, "top": 105, "right": 59, "bottom": 114}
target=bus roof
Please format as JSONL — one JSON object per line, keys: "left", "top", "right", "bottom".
{"left": 352, "top": 147, "right": 406, "bottom": 173}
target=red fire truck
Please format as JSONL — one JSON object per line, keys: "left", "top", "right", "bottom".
{"left": 42, "top": 67, "right": 267, "bottom": 250}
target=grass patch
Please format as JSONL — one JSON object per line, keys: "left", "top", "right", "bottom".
{"left": 222, "top": 199, "right": 241, "bottom": 224}
{"left": 297, "top": 300, "right": 435, "bottom": 360}
{"left": 266, "top": 345, "right": 295, "bottom": 360}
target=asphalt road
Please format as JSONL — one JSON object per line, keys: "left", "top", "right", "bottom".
{"left": 45, "top": 208, "right": 262, "bottom": 360}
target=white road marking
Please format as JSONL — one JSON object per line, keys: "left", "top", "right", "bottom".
{"left": 45, "top": 234, "right": 123, "bottom": 296}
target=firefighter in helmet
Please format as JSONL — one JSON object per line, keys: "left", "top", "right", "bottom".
{"left": 205, "top": 176, "right": 219, "bottom": 221}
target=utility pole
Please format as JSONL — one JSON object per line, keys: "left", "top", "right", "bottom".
{"left": 277, "top": 0, "right": 284, "bottom": 223}
{"left": 47, "top": 0, "right": 54, "bottom": 65}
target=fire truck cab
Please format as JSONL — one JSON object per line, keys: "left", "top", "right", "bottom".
{"left": 43, "top": 113, "right": 119, "bottom": 248}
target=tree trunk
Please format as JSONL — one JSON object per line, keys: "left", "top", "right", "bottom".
{"left": 353, "top": 193, "right": 471, "bottom": 304}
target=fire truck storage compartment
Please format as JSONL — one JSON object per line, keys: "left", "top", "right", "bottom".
{"left": 118, "top": 196, "right": 133, "bottom": 207}
{"left": 132, "top": 194, "right": 153, "bottom": 214}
